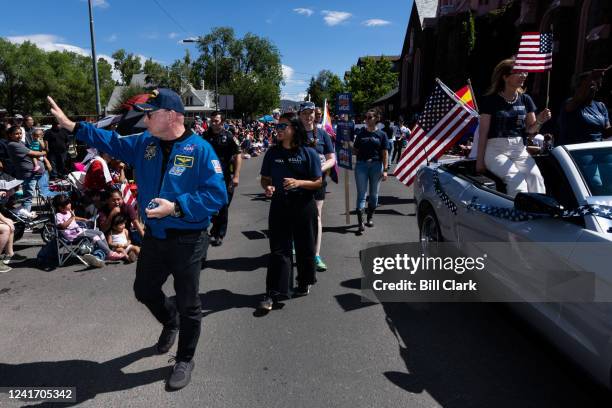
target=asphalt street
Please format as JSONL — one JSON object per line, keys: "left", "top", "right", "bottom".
{"left": 0, "top": 154, "right": 610, "bottom": 407}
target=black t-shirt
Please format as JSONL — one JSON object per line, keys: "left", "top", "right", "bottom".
{"left": 260, "top": 145, "right": 322, "bottom": 198}
{"left": 44, "top": 128, "right": 70, "bottom": 152}
{"left": 480, "top": 93, "right": 537, "bottom": 139}
{"left": 204, "top": 129, "right": 240, "bottom": 175}
{"left": 354, "top": 129, "right": 389, "bottom": 162}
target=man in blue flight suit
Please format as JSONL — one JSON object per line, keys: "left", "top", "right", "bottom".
{"left": 47, "top": 89, "right": 227, "bottom": 391}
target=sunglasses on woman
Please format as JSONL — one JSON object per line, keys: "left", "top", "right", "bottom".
{"left": 275, "top": 123, "right": 289, "bottom": 130}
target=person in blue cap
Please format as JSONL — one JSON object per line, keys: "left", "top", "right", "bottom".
{"left": 47, "top": 88, "right": 227, "bottom": 391}
{"left": 298, "top": 101, "right": 335, "bottom": 272}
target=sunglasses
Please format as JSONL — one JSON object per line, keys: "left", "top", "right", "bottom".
{"left": 275, "top": 123, "right": 290, "bottom": 130}
{"left": 145, "top": 109, "right": 168, "bottom": 119}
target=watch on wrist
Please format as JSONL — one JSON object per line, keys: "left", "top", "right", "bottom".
{"left": 172, "top": 201, "right": 183, "bottom": 218}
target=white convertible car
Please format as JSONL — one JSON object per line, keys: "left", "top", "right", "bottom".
{"left": 414, "top": 141, "right": 612, "bottom": 389}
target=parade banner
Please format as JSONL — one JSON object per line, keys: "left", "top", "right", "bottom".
{"left": 336, "top": 93, "right": 353, "bottom": 115}
{"left": 335, "top": 120, "right": 354, "bottom": 170}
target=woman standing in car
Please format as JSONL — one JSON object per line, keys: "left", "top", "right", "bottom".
{"left": 475, "top": 58, "right": 551, "bottom": 197}
{"left": 258, "top": 112, "right": 322, "bottom": 311}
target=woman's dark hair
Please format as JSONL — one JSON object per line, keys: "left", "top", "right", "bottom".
{"left": 112, "top": 214, "right": 127, "bottom": 227}
{"left": 7, "top": 126, "right": 21, "bottom": 137}
{"left": 52, "top": 194, "right": 71, "bottom": 210}
{"left": 279, "top": 112, "right": 308, "bottom": 148}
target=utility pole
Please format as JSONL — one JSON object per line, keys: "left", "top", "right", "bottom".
{"left": 88, "top": 0, "right": 102, "bottom": 117}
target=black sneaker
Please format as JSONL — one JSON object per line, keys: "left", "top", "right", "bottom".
{"left": 210, "top": 237, "right": 222, "bottom": 247}
{"left": 156, "top": 325, "right": 179, "bottom": 354}
{"left": 293, "top": 284, "right": 311, "bottom": 296}
{"left": 167, "top": 359, "right": 195, "bottom": 390}
{"left": 258, "top": 295, "right": 274, "bottom": 311}
{"left": 3, "top": 253, "right": 27, "bottom": 264}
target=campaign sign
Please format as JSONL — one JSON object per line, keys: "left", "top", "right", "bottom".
{"left": 336, "top": 93, "right": 353, "bottom": 115}
{"left": 337, "top": 145, "right": 353, "bottom": 170}
{"left": 336, "top": 121, "right": 354, "bottom": 143}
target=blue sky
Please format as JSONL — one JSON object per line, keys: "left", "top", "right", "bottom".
{"left": 1, "top": 0, "right": 413, "bottom": 101}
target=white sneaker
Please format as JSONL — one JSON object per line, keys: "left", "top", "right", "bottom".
{"left": 83, "top": 254, "right": 104, "bottom": 268}
{"left": 0, "top": 263, "right": 12, "bottom": 273}
{"left": 17, "top": 208, "right": 37, "bottom": 219}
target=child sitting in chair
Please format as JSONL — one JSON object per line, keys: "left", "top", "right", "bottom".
{"left": 106, "top": 215, "right": 140, "bottom": 263}
{"left": 52, "top": 194, "right": 123, "bottom": 268}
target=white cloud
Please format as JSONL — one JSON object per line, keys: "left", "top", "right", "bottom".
{"left": 321, "top": 10, "right": 352, "bottom": 26}
{"left": 168, "top": 32, "right": 179, "bottom": 39}
{"left": 4, "top": 34, "right": 152, "bottom": 83}
{"left": 142, "top": 33, "right": 159, "bottom": 40}
{"left": 80, "top": 0, "right": 110, "bottom": 8}
{"left": 106, "top": 33, "right": 118, "bottom": 42}
{"left": 282, "top": 64, "right": 307, "bottom": 86}
{"left": 6, "top": 34, "right": 89, "bottom": 56}
{"left": 363, "top": 19, "right": 391, "bottom": 27}
{"left": 281, "top": 92, "right": 307, "bottom": 101}
{"left": 293, "top": 8, "right": 314, "bottom": 17}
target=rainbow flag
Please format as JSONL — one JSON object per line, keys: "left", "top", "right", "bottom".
{"left": 322, "top": 99, "right": 339, "bottom": 183}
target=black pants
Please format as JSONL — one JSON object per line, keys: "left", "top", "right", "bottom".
{"left": 266, "top": 195, "right": 317, "bottom": 295}
{"left": 48, "top": 151, "right": 68, "bottom": 177}
{"left": 210, "top": 181, "right": 234, "bottom": 239}
{"left": 133, "top": 229, "right": 208, "bottom": 361}
{"left": 392, "top": 143, "right": 403, "bottom": 163}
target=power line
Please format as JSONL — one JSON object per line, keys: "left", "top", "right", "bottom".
{"left": 150, "top": 0, "right": 195, "bottom": 38}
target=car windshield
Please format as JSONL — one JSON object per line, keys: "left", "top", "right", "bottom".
{"left": 569, "top": 147, "right": 612, "bottom": 196}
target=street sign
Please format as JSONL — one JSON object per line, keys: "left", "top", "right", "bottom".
{"left": 219, "top": 95, "right": 234, "bottom": 110}
{"left": 336, "top": 93, "right": 353, "bottom": 115}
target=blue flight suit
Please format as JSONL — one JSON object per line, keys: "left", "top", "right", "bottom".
{"left": 74, "top": 121, "right": 227, "bottom": 362}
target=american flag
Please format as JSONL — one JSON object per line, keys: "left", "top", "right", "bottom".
{"left": 394, "top": 81, "right": 479, "bottom": 187}
{"left": 514, "top": 32, "right": 553, "bottom": 72}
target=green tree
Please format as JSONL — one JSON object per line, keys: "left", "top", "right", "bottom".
{"left": 344, "top": 57, "right": 398, "bottom": 114}
{"left": 111, "top": 48, "right": 142, "bottom": 85}
{"left": 305, "top": 70, "right": 345, "bottom": 111}
{"left": 193, "top": 27, "right": 283, "bottom": 117}
{"left": 143, "top": 58, "right": 167, "bottom": 86}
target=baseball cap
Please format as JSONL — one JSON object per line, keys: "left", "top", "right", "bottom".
{"left": 299, "top": 101, "right": 316, "bottom": 112}
{"left": 14, "top": 114, "right": 23, "bottom": 119}
{"left": 135, "top": 88, "right": 185, "bottom": 115}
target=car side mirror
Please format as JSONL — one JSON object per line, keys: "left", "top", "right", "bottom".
{"left": 514, "top": 193, "right": 563, "bottom": 216}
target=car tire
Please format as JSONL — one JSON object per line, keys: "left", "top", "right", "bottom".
{"left": 419, "top": 205, "right": 443, "bottom": 248}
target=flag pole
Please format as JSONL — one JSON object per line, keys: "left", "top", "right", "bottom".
{"left": 467, "top": 78, "right": 479, "bottom": 113}
{"left": 545, "top": 25, "right": 554, "bottom": 109}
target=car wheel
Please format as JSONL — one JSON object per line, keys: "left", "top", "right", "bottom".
{"left": 419, "top": 206, "right": 443, "bottom": 252}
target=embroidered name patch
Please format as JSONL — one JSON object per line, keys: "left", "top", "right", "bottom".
{"left": 174, "top": 155, "right": 194, "bottom": 168}
{"left": 211, "top": 159, "right": 222, "bottom": 174}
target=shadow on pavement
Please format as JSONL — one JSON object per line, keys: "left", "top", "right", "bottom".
{"left": 380, "top": 302, "right": 612, "bottom": 407}
{"left": 199, "top": 289, "right": 261, "bottom": 317}
{"left": 242, "top": 230, "right": 270, "bottom": 240}
{"left": 323, "top": 225, "right": 358, "bottom": 235}
{"left": 242, "top": 193, "right": 269, "bottom": 202}
{"left": 377, "top": 196, "right": 416, "bottom": 206}
{"left": 204, "top": 254, "right": 268, "bottom": 272}
{"left": 0, "top": 347, "right": 166, "bottom": 407}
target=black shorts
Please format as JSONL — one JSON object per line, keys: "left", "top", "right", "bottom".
{"left": 314, "top": 179, "right": 327, "bottom": 201}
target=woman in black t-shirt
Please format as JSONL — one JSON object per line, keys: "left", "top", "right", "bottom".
{"left": 258, "top": 112, "right": 323, "bottom": 311}
{"left": 475, "top": 58, "right": 551, "bottom": 197}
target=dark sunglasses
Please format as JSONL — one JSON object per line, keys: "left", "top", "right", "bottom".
{"left": 275, "top": 123, "right": 290, "bottom": 130}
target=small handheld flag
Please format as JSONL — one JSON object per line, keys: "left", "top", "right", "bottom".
{"left": 514, "top": 32, "right": 553, "bottom": 72}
